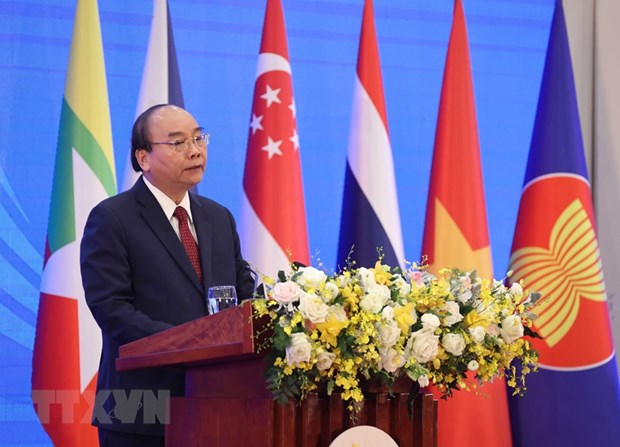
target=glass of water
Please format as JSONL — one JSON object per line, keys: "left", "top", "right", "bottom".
{"left": 207, "top": 285, "right": 238, "bottom": 314}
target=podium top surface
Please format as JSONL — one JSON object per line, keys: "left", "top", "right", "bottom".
{"left": 116, "top": 300, "right": 262, "bottom": 371}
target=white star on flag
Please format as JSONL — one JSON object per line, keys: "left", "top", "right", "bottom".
{"left": 290, "top": 129, "right": 299, "bottom": 151}
{"left": 289, "top": 98, "right": 296, "bottom": 118}
{"left": 250, "top": 113, "right": 264, "bottom": 135}
{"left": 262, "top": 136, "right": 283, "bottom": 159}
{"left": 260, "top": 84, "right": 282, "bottom": 107}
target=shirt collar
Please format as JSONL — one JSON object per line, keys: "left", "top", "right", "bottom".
{"left": 142, "top": 176, "right": 194, "bottom": 224}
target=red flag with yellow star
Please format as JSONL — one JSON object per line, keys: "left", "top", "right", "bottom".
{"left": 420, "top": 1, "right": 512, "bottom": 446}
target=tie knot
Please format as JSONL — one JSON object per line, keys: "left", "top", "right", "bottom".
{"left": 174, "top": 206, "right": 189, "bottom": 223}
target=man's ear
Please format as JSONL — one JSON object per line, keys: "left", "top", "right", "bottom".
{"left": 135, "top": 149, "right": 150, "bottom": 172}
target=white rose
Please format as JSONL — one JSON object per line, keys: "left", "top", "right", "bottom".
{"left": 500, "top": 315, "right": 524, "bottom": 343}
{"left": 406, "top": 332, "right": 439, "bottom": 364}
{"left": 296, "top": 266, "right": 327, "bottom": 289}
{"left": 467, "top": 360, "right": 479, "bottom": 371}
{"left": 322, "top": 282, "right": 340, "bottom": 301}
{"left": 468, "top": 326, "right": 486, "bottom": 343}
{"left": 441, "top": 333, "right": 466, "bottom": 356}
{"left": 457, "top": 275, "right": 473, "bottom": 303}
{"left": 382, "top": 305, "right": 395, "bottom": 321}
{"left": 298, "top": 291, "right": 329, "bottom": 323}
{"left": 315, "top": 351, "right": 336, "bottom": 371}
{"left": 510, "top": 282, "right": 523, "bottom": 297}
{"left": 327, "top": 304, "right": 348, "bottom": 322}
{"left": 285, "top": 333, "right": 312, "bottom": 366}
{"left": 360, "top": 284, "right": 390, "bottom": 313}
{"left": 457, "top": 289, "right": 473, "bottom": 304}
{"left": 360, "top": 294, "right": 384, "bottom": 314}
{"left": 336, "top": 274, "right": 351, "bottom": 288}
{"left": 442, "top": 301, "right": 464, "bottom": 326}
{"left": 486, "top": 323, "right": 501, "bottom": 337}
{"left": 273, "top": 281, "right": 301, "bottom": 305}
{"left": 493, "top": 280, "right": 507, "bottom": 293}
{"left": 357, "top": 267, "right": 376, "bottom": 291}
{"left": 377, "top": 322, "right": 401, "bottom": 348}
{"left": 393, "top": 275, "right": 411, "bottom": 296}
{"left": 459, "top": 275, "right": 472, "bottom": 289}
{"left": 380, "top": 347, "right": 405, "bottom": 373}
{"left": 417, "top": 375, "right": 430, "bottom": 387}
{"left": 421, "top": 313, "right": 441, "bottom": 331}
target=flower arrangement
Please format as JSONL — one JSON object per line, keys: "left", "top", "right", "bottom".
{"left": 252, "top": 259, "right": 540, "bottom": 414}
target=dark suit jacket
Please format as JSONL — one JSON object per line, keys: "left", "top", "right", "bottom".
{"left": 80, "top": 177, "right": 254, "bottom": 436}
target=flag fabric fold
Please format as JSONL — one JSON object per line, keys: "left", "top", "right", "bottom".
{"left": 121, "top": 0, "right": 185, "bottom": 191}
{"left": 508, "top": 2, "right": 620, "bottom": 446}
{"left": 421, "top": 1, "right": 512, "bottom": 446}
{"left": 240, "top": 0, "right": 309, "bottom": 277}
{"left": 336, "top": 0, "right": 404, "bottom": 269}
{"left": 32, "top": 0, "right": 117, "bottom": 445}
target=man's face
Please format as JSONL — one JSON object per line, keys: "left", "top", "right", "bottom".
{"left": 137, "top": 106, "right": 207, "bottom": 202}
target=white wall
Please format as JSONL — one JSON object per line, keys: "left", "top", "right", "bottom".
{"left": 566, "top": 0, "right": 620, "bottom": 367}
{"left": 593, "top": 0, "right": 620, "bottom": 365}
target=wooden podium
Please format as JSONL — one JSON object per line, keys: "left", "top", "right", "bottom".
{"left": 117, "top": 300, "right": 437, "bottom": 446}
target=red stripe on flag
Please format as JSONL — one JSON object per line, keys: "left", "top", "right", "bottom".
{"left": 356, "top": 0, "right": 389, "bottom": 131}
{"left": 32, "top": 293, "right": 98, "bottom": 446}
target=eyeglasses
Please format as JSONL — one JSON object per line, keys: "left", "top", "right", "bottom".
{"left": 149, "top": 133, "right": 210, "bottom": 152}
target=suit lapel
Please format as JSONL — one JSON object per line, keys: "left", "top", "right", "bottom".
{"left": 190, "top": 195, "right": 213, "bottom": 290}
{"left": 132, "top": 177, "right": 203, "bottom": 293}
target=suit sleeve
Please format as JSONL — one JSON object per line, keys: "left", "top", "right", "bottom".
{"left": 80, "top": 203, "right": 173, "bottom": 345}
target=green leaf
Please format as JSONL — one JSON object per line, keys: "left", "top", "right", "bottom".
{"left": 528, "top": 291, "right": 543, "bottom": 304}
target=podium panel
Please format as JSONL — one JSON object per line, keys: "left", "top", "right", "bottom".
{"left": 117, "top": 301, "right": 437, "bottom": 446}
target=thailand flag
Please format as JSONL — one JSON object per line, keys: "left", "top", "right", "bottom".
{"left": 240, "top": 0, "right": 310, "bottom": 277}
{"left": 508, "top": 2, "right": 620, "bottom": 446}
{"left": 336, "top": 0, "right": 404, "bottom": 269}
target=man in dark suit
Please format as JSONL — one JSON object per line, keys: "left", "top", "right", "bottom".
{"left": 80, "top": 104, "right": 254, "bottom": 447}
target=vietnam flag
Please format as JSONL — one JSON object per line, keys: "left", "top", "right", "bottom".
{"left": 240, "top": 0, "right": 310, "bottom": 277}
{"left": 122, "top": 0, "right": 185, "bottom": 191}
{"left": 508, "top": 2, "right": 620, "bottom": 446}
{"left": 31, "top": 0, "right": 117, "bottom": 445}
{"left": 420, "top": 1, "right": 512, "bottom": 446}
{"left": 336, "top": 0, "right": 404, "bottom": 270}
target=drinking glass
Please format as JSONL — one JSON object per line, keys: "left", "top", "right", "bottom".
{"left": 207, "top": 285, "right": 238, "bottom": 314}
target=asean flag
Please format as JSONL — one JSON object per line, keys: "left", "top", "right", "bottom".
{"left": 508, "top": 2, "right": 620, "bottom": 446}
{"left": 240, "top": 0, "right": 310, "bottom": 277}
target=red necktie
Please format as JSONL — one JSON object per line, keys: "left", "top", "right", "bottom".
{"left": 173, "top": 206, "right": 203, "bottom": 284}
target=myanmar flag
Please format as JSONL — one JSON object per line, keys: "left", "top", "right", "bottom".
{"left": 31, "top": 0, "right": 117, "bottom": 445}
{"left": 421, "top": 1, "right": 512, "bottom": 446}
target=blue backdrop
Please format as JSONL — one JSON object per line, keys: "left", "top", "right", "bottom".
{"left": 0, "top": 0, "right": 554, "bottom": 444}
